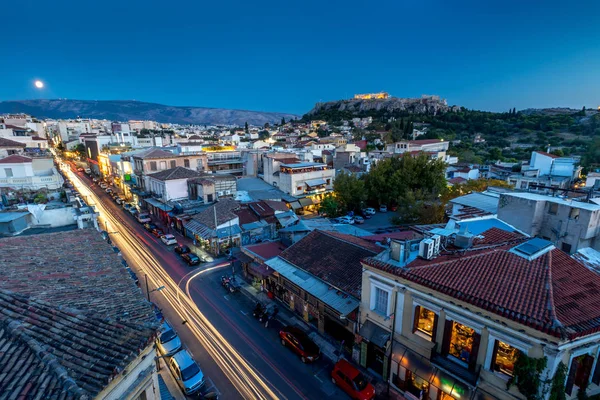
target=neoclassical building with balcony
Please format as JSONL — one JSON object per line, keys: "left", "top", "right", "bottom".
{"left": 358, "top": 227, "right": 600, "bottom": 400}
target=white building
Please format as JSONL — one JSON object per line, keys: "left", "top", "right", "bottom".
{"left": 145, "top": 166, "right": 201, "bottom": 201}
{"left": 0, "top": 155, "right": 63, "bottom": 190}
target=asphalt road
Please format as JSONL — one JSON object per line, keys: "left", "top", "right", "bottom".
{"left": 64, "top": 167, "right": 348, "bottom": 400}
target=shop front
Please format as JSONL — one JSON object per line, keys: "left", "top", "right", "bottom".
{"left": 144, "top": 197, "right": 174, "bottom": 224}
{"left": 358, "top": 320, "right": 390, "bottom": 378}
{"left": 391, "top": 343, "right": 475, "bottom": 400}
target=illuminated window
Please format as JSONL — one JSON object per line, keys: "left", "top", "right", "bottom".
{"left": 491, "top": 340, "right": 520, "bottom": 377}
{"left": 413, "top": 306, "right": 437, "bottom": 339}
{"left": 448, "top": 321, "right": 478, "bottom": 365}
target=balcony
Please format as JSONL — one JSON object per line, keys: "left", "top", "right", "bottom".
{"left": 0, "top": 174, "right": 64, "bottom": 190}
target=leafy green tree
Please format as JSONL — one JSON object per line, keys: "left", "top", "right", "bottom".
{"left": 73, "top": 144, "right": 86, "bottom": 159}
{"left": 488, "top": 147, "right": 503, "bottom": 161}
{"left": 244, "top": 122, "right": 249, "bottom": 133}
{"left": 318, "top": 194, "right": 342, "bottom": 217}
{"left": 258, "top": 130, "right": 270, "bottom": 140}
{"left": 281, "top": 117, "right": 286, "bottom": 125}
{"left": 333, "top": 172, "right": 367, "bottom": 213}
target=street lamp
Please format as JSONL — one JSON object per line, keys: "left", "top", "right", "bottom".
{"left": 145, "top": 274, "right": 165, "bottom": 302}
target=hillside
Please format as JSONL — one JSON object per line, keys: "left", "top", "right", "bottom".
{"left": 0, "top": 99, "right": 297, "bottom": 126}
{"left": 306, "top": 95, "right": 454, "bottom": 120}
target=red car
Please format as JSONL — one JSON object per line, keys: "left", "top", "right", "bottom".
{"left": 331, "top": 359, "right": 375, "bottom": 400}
{"left": 279, "top": 326, "right": 320, "bottom": 363}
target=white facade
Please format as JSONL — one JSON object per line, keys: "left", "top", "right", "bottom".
{"left": 146, "top": 177, "right": 190, "bottom": 201}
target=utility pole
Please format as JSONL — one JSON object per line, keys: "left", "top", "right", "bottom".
{"left": 386, "top": 291, "right": 399, "bottom": 396}
{"left": 145, "top": 274, "right": 150, "bottom": 302}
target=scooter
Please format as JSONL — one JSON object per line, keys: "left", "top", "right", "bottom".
{"left": 263, "top": 306, "right": 279, "bottom": 327}
{"left": 253, "top": 302, "right": 265, "bottom": 318}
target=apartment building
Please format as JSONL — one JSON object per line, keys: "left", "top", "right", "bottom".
{"left": 388, "top": 139, "right": 449, "bottom": 159}
{"left": 205, "top": 149, "right": 244, "bottom": 176}
{"left": 497, "top": 192, "right": 600, "bottom": 252}
{"left": 359, "top": 228, "right": 600, "bottom": 400}
{"left": 132, "top": 147, "right": 207, "bottom": 190}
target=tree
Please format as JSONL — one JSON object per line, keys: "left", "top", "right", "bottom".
{"left": 550, "top": 149, "right": 564, "bottom": 157}
{"left": 281, "top": 117, "right": 286, "bottom": 125}
{"left": 244, "top": 121, "right": 249, "bottom": 133}
{"left": 319, "top": 194, "right": 342, "bottom": 217}
{"left": 333, "top": 172, "right": 367, "bottom": 213}
{"left": 258, "top": 130, "right": 269, "bottom": 140}
{"left": 488, "top": 147, "right": 503, "bottom": 162}
{"left": 73, "top": 144, "right": 86, "bottom": 159}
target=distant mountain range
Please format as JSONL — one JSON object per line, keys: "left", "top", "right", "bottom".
{"left": 0, "top": 99, "right": 298, "bottom": 126}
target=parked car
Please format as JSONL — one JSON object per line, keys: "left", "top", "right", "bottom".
{"left": 353, "top": 216, "right": 365, "bottom": 224}
{"left": 144, "top": 223, "right": 158, "bottom": 232}
{"left": 174, "top": 244, "right": 191, "bottom": 254}
{"left": 115, "top": 197, "right": 123, "bottom": 205}
{"left": 151, "top": 228, "right": 164, "bottom": 237}
{"left": 84, "top": 168, "right": 91, "bottom": 174}
{"left": 389, "top": 205, "right": 398, "bottom": 212}
{"left": 331, "top": 359, "right": 375, "bottom": 400}
{"left": 181, "top": 253, "right": 201, "bottom": 266}
{"left": 92, "top": 177, "right": 99, "bottom": 183}
{"left": 161, "top": 234, "right": 178, "bottom": 245}
{"left": 279, "top": 326, "right": 320, "bottom": 363}
{"left": 338, "top": 216, "right": 355, "bottom": 225}
{"left": 105, "top": 188, "right": 113, "bottom": 194}
{"left": 168, "top": 349, "right": 205, "bottom": 395}
{"left": 76, "top": 167, "right": 84, "bottom": 172}
{"left": 123, "top": 203, "right": 132, "bottom": 212}
{"left": 379, "top": 205, "right": 388, "bottom": 213}
{"left": 137, "top": 213, "right": 151, "bottom": 223}
{"left": 156, "top": 321, "right": 182, "bottom": 356}
{"left": 99, "top": 183, "right": 108, "bottom": 189}
{"left": 363, "top": 208, "right": 376, "bottom": 216}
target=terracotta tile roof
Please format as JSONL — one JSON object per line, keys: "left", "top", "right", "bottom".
{"left": 243, "top": 241, "right": 288, "bottom": 261}
{"left": 0, "top": 290, "right": 156, "bottom": 399}
{"left": 406, "top": 139, "right": 444, "bottom": 145}
{"left": 133, "top": 147, "right": 176, "bottom": 159}
{"left": 0, "top": 137, "right": 26, "bottom": 148}
{"left": 451, "top": 205, "right": 493, "bottom": 220}
{"left": 363, "top": 228, "right": 600, "bottom": 339}
{"left": 235, "top": 207, "right": 260, "bottom": 225}
{"left": 0, "top": 229, "right": 156, "bottom": 324}
{"left": 535, "top": 151, "right": 560, "bottom": 159}
{"left": 263, "top": 200, "right": 289, "bottom": 212}
{"left": 248, "top": 201, "right": 276, "bottom": 218}
{"left": 0, "top": 154, "right": 32, "bottom": 164}
{"left": 191, "top": 198, "right": 239, "bottom": 229}
{"left": 280, "top": 230, "right": 379, "bottom": 298}
{"left": 147, "top": 166, "right": 201, "bottom": 181}
{"left": 0, "top": 229, "right": 158, "bottom": 398}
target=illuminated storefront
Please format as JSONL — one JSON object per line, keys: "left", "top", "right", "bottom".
{"left": 391, "top": 343, "right": 474, "bottom": 400}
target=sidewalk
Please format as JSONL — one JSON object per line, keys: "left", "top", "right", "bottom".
{"left": 157, "top": 357, "right": 185, "bottom": 400}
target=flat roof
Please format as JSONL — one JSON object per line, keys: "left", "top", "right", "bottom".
{"left": 504, "top": 193, "right": 600, "bottom": 211}
{"left": 280, "top": 162, "right": 325, "bottom": 168}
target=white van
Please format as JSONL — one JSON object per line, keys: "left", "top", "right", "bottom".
{"left": 137, "top": 213, "right": 151, "bottom": 223}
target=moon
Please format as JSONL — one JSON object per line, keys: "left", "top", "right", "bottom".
{"left": 34, "top": 80, "right": 44, "bottom": 89}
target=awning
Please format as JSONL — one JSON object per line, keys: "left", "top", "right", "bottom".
{"left": 144, "top": 198, "right": 174, "bottom": 212}
{"left": 248, "top": 261, "right": 273, "bottom": 279}
{"left": 305, "top": 178, "right": 327, "bottom": 187}
{"left": 358, "top": 320, "right": 390, "bottom": 348}
{"left": 299, "top": 197, "right": 314, "bottom": 207}
{"left": 393, "top": 342, "right": 475, "bottom": 398}
{"left": 289, "top": 201, "right": 302, "bottom": 210}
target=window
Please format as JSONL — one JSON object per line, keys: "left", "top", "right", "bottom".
{"left": 159, "top": 161, "right": 167, "bottom": 170}
{"left": 374, "top": 287, "right": 389, "bottom": 315}
{"left": 4, "top": 168, "right": 13, "bottom": 178}
{"left": 326, "top": 179, "right": 331, "bottom": 185}
{"left": 297, "top": 186, "right": 303, "bottom": 191}
{"left": 491, "top": 340, "right": 520, "bottom": 377}
{"left": 149, "top": 161, "right": 157, "bottom": 171}
{"left": 184, "top": 159, "right": 190, "bottom": 168}
{"left": 561, "top": 242, "right": 572, "bottom": 254}
{"left": 566, "top": 354, "right": 596, "bottom": 395}
{"left": 548, "top": 203, "right": 558, "bottom": 215}
{"left": 413, "top": 306, "right": 437, "bottom": 339}
{"left": 447, "top": 321, "right": 480, "bottom": 367}
{"left": 170, "top": 160, "right": 176, "bottom": 168}
{"left": 569, "top": 207, "right": 580, "bottom": 220}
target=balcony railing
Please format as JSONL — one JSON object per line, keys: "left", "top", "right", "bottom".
{"left": 0, "top": 174, "right": 64, "bottom": 190}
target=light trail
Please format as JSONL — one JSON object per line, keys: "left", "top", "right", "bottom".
{"left": 60, "top": 164, "right": 282, "bottom": 400}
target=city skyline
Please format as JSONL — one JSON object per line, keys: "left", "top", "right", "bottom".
{"left": 1, "top": 0, "right": 599, "bottom": 115}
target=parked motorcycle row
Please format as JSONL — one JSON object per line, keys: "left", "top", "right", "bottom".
{"left": 253, "top": 302, "right": 279, "bottom": 327}
{"left": 220, "top": 275, "right": 241, "bottom": 293}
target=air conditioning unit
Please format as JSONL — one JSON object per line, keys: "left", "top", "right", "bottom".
{"left": 419, "top": 239, "right": 435, "bottom": 260}
{"left": 431, "top": 235, "right": 441, "bottom": 255}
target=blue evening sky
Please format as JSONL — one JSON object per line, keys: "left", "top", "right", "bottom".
{"left": 1, "top": 0, "right": 599, "bottom": 115}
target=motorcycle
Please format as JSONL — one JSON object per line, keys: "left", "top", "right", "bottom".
{"left": 259, "top": 304, "right": 279, "bottom": 326}
{"left": 221, "top": 275, "right": 241, "bottom": 293}
{"left": 253, "top": 302, "right": 265, "bottom": 318}
{"left": 263, "top": 306, "right": 279, "bottom": 328}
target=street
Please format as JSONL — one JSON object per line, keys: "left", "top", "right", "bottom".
{"left": 62, "top": 165, "right": 348, "bottom": 400}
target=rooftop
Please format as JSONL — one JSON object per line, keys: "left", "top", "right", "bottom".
{"left": 502, "top": 192, "right": 600, "bottom": 211}
{"left": 535, "top": 150, "right": 560, "bottom": 159}
{"left": 147, "top": 166, "right": 201, "bottom": 181}
{"left": 190, "top": 198, "right": 239, "bottom": 230}
{"left": 280, "top": 162, "right": 326, "bottom": 168}
{"left": 363, "top": 228, "right": 600, "bottom": 339}
{"left": 133, "top": 147, "right": 176, "bottom": 159}
{"left": 0, "top": 229, "right": 158, "bottom": 398}
{"left": 0, "top": 154, "right": 32, "bottom": 164}
{"left": 243, "top": 241, "right": 288, "bottom": 261}
{"left": 279, "top": 230, "right": 379, "bottom": 298}
{"left": 0, "top": 137, "right": 26, "bottom": 148}
{"left": 0, "top": 229, "right": 156, "bottom": 324}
